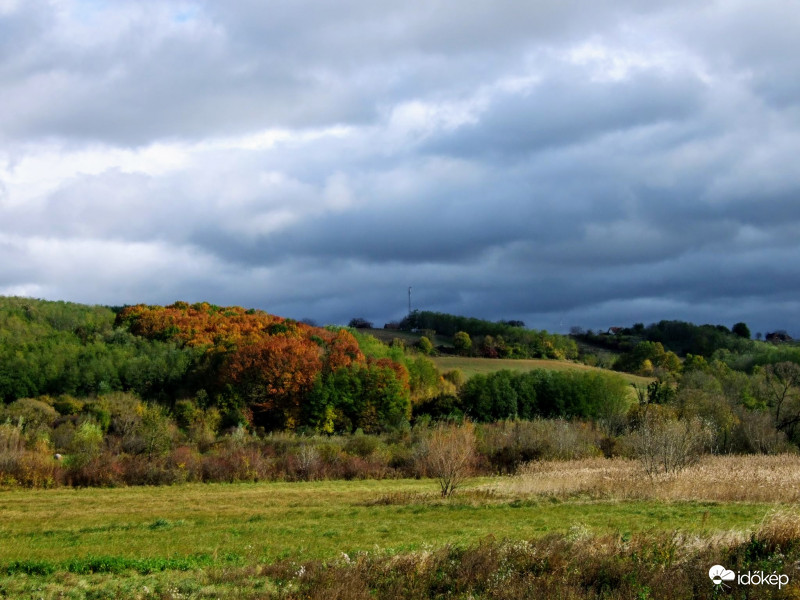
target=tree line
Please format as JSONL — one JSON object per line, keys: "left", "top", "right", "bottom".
{"left": 398, "top": 310, "right": 579, "bottom": 360}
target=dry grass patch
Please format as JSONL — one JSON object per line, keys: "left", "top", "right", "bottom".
{"left": 505, "top": 454, "right": 800, "bottom": 503}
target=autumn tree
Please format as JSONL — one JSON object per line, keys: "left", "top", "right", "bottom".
{"left": 222, "top": 335, "right": 323, "bottom": 430}
{"left": 321, "top": 328, "right": 364, "bottom": 371}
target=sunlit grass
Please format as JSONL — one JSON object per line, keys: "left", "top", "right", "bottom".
{"left": 430, "top": 355, "right": 652, "bottom": 386}
{"left": 2, "top": 469, "right": 798, "bottom": 598}
{"left": 0, "top": 476, "right": 776, "bottom": 568}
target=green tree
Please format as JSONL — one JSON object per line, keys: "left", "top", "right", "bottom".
{"left": 453, "top": 331, "right": 472, "bottom": 356}
{"left": 733, "top": 322, "right": 751, "bottom": 339}
{"left": 135, "top": 404, "right": 175, "bottom": 459}
{"left": 68, "top": 422, "right": 104, "bottom": 469}
{"left": 760, "top": 362, "right": 800, "bottom": 441}
{"left": 416, "top": 336, "right": 434, "bottom": 356}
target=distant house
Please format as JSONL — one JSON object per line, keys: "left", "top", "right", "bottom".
{"left": 607, "top": 327, "right": 623, "bottom": 335}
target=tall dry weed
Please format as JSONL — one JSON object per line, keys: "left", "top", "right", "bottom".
{"left": 507, "top": 454, "right": 800, "bottom": 503}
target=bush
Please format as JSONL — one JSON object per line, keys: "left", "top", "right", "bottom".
{"left": 0, "top": 425, "right": 61, "bottom": 488}
{"left": 344, "top": 431, "right": 382, "bottom": 458}
{"left": 630, "top": 413, "right": 712, "bottom": 476}
{"left": 479, "top": 420, "right": 600, "bottom": 473}
{"left": 442, "top": 369, "right": 465, "bottom": 390}
{"left": 53, "top": 395, "right": 83, "bottom": 416}
{"left": 66, "top": 451, "right": 123, "bottom": 487}
{"left": 0, "top": 398, "right": 58, "bottom": 437}
{"left": 420, "top": 421, "right": 476, "bottom": 497}
{"left": 416, "top": 336, "right": 434, "bottom": 356}
{"left": 67, "top": 421, "right": 105, "bottom": 469}
{"left": 134, "top": 404, "right": 176, "bottom": 459}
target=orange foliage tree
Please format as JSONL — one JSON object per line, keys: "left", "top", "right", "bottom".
{"left": 115, "top": 302, "right": 410, "bottom": 432}
{"left": 221, "top": 335, "right": 323, "bottom": 429}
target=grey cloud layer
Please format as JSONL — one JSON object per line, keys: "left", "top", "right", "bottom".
{"left": 1, "top": 0, "right": 798, "bottom": 335}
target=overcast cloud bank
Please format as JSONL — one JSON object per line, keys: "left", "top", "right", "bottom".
{"left": 1, "top": 0, "right": 799, "bottom": 335}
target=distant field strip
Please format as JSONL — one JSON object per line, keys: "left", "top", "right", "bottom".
{"left": 0, "top": 477, "right": 773, "bottom": 569}
{"left": 431, "top": 356, "right": 652, "bottom": 385}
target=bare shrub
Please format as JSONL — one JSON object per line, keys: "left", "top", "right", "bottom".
{"left": 735, "top": 408, "right": 792, "bottom": 454}
{"left": 120, "top": 446, "right": 205, "bottom": 485}
{"left": 547, "top": 419, "right": 599, "bottom": 460}
{"left": 420, "top": 421, "right": 476, "bottom": 497}
{"left": 630, "top": 414, "right": 712, "bottom": 476}
{"left": 293, "top": 444, "right": 321, "bottom": 481}
{"left": 333, "top": 453, "right": 390, "bottom": 480}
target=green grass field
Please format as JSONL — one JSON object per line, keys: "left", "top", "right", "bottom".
{"left": 0, "top": 478, "right": 775, "bottom": 565}
{"left": 0, "top": 472, "right": 793, "bottom": 598}
{"left": 431, "top": 355, "right": 653, "bottom": 386}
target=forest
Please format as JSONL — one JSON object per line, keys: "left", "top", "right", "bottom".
{"left": 1, "top": 296, "right": 800, "bottom": 488}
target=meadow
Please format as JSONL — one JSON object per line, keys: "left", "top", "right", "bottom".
{"left": 3, "top": 455, "right": 800, "bottom": 598}
{"left": 431, "top": 355, "right": 653, "bottom": 386}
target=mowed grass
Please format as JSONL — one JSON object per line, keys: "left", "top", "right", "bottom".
{"left": 431, "top": 355, "right": 653, "bottom": 386}
{"left": 0, "top": 476, "right": 776, "bottom": 570}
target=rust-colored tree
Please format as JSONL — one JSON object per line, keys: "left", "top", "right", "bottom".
{"left": 322, "top": 328, "right": 364, "bottom": 372}
{"left": 222, "top": 335, "right": 323, "bottom": 429}
{"left": 116, "top": 303, "right": 413, "bottom": 432}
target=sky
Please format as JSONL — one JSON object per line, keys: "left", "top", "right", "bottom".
{"left": 1, "top": 0, "right": 799, "bottom": 336}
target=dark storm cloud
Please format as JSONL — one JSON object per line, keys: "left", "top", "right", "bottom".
{"left": 0, "top": 0, "right": 799, "bottom": 336}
